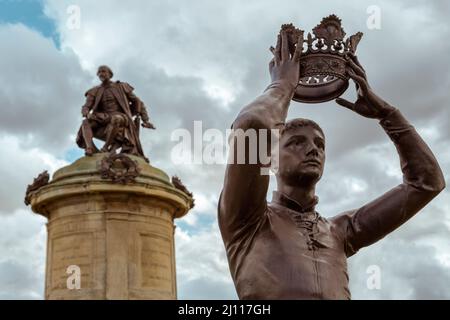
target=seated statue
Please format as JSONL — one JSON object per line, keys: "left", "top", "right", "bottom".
{"left": 76, "top": 65, "right": 155, "bottom": 160}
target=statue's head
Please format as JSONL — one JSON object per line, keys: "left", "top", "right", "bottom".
{"left": 97, "top": 65, "right": 113, "bottom": 83}
{"left": 274, "top": 118, "right": 325, "bottom": 188}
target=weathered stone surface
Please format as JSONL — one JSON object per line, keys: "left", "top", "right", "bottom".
{"left": 29, "top": 153, "right": 192, "bottom": 300}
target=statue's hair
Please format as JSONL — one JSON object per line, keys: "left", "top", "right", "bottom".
{"left": 97, "top": 65, "right": 114, "bottom": 78}
{"left": 280, "top": 118, "right": 325, "bottom": 138}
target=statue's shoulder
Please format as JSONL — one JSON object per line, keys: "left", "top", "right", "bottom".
{"left": 85, "top": 85, "right": 102, "bottom": 97}
{"left": 115, "top": 80, "right": 134, "bottom": 93}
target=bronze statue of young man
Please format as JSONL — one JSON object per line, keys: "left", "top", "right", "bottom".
{"left": 218, "top": 30, "right": 445, "bottom": 299}
{"left": 76, "top": 65, "right": 155, "bottom": 158}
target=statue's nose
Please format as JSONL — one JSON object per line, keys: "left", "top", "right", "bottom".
{"left": 306, "top": 144, "right": 319, "bottom": 157}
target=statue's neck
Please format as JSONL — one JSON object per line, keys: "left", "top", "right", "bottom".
{"left": 276, "top": 184, "right": 317, "bottom": 210}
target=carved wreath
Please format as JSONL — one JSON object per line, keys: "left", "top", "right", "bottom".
{"left": 99, "top": 153, "right": 140, "bottom": 184}
{"left": 24, "top": 170, "right": 50, "bottom": 205}
{"left": 171, "top": 175, "right": 195, "bottom": 209}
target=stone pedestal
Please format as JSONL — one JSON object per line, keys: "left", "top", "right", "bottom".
{"left": 28, "top": 154, "right": 193, "bottom": 300}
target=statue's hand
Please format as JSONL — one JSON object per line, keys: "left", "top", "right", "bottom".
{"left": 335, "top": 53, "right": 396, "bottom": 120}
{"left": 142, "top": 121, "right": 155, "bottom": 129}
{"left": 268, "top": 29, "right": 304, "bottom": 90}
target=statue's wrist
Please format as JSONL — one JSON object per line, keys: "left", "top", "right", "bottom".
{"left": 376, "top": 103, "right": 397, "bottom": 120}
{"left": 379, "top": 107, "right": 413, "bottom": 137}
{"left": 265, "top": 80, "right": 296, "bottom": 96}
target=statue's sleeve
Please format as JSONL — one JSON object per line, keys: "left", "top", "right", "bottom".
{"left": 81, "top": 87, "right": 97, "bottom": 114}
{"left": 332, "top": 109, "right": 445, "bottom": 257}
{"left": 120, "top": 82, "right": 150, "bottom": 122}
{"left": 218, "top": 81, "right": 294, "bottom": 245}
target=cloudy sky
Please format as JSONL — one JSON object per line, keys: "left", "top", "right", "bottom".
{"left": 0, "top": 0, "right": 449, "bottom": 299}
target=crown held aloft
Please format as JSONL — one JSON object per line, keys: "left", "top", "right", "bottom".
{"left": 278, "top": 14, "right": 363, "bottom": 103}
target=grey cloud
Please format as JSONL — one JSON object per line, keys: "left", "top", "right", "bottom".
{"left": 349, "top": 239, "right": 450, "bottom": 299}
{"left": 0, "top": 259, "right": 43, "bottom": 299}
{"left": 175, "top": 223, "right": 237, "bottom": 299}
{"left": 0, "top": 210, "right": 46, "bottom": 299}
{"left": 0, "top": 136, "right": 67, "bottom": 214}
{"left": 0, "top": 24, "right": 90, "bottom": 156}
{"left": 178, "top": 277, "right": 238, "bottom": 300}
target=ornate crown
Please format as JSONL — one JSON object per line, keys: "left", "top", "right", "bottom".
{"left": 280, "top": 15, "right": 363, "bottom": 103}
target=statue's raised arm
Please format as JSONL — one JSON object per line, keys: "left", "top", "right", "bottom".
{"left": 331, "top": 53, "right": 446, "bottom": 256}
{"left": 218, "top": 29, "right": 303, "bottom": 245}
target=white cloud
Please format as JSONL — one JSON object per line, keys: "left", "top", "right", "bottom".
{"left": 175, "top": 223, "right": 237, "bottom": 299}
{"left": 0, "top": 135, "right": 68, "bottom": 214}
{"left": 0, "top": 209, "right": 46, "bottom": 299}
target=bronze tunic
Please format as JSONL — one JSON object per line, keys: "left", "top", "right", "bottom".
{"left": 101, "top": 85, "right": 122, "bottom": 113}
{"left": 233, "top": 192, "right": 351, "bottom": 299}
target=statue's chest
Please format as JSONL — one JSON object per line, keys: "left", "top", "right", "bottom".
{"left": 100, "top": 88, "right": 121, "bottom": 112}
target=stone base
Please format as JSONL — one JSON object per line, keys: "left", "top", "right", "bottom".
{"left": 29, "top": 154, "right": 192, "bottom": 300}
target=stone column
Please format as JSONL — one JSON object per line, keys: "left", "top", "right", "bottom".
{"left": 28, "top": 154, "right": 193, "bottom": 300}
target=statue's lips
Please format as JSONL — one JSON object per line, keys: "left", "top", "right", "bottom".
{"left": 303, "top": 159, "right": 321, "bottom": 166}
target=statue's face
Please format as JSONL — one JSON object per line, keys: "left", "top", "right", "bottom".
{"left": 97, "top": 67, "right": 111, "bottom": 82}
{"left": 275, "top": 126, "right": 325, "bottom": 186}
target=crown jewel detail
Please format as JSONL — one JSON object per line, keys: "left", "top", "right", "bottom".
{"left": 279, "top": 15, "right": 363, "bottom": 103}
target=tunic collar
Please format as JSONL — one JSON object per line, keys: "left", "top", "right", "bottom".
{"left": 272, "top": 190, "right": 319, "bottom": 214}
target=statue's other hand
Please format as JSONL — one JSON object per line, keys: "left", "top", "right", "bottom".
{"left": 335, "top": 53, "right": 395, "bottom": 120}
{"left": 142, "top": 122, "right": 156, "bottom": 129}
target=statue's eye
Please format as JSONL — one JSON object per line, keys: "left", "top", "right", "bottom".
{"left": 314, "top": 138, "right": 325, "bottom": 150}
{"left": 288, "top": 138, "right": 304, "bottom": 147}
